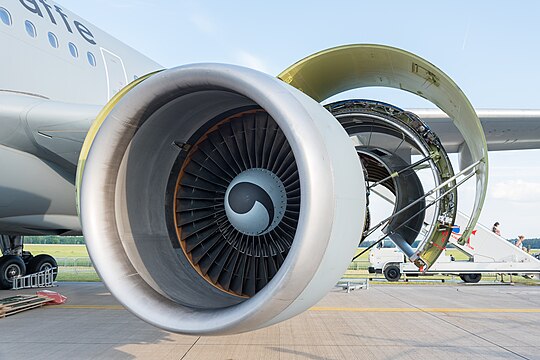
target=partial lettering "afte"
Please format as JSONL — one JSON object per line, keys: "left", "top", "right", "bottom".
{"left": 19, "top": 0, "right": 96, "bottom": 45}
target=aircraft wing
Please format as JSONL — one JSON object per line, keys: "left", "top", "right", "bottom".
{"left": 414, "top": 108, "right": 540, "bottom": 152}
{"left": 2, "top": 92, "right": 538, "bottom": 178}
{"left": 3, "top": 92, "right": 539, "bottom": 179}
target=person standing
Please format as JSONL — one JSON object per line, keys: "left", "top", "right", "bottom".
{"left": 516, "top": 235, "right": 525, "bottom": 248}
{"left": 492, "top": 222, "right": 501, "bottom": 236}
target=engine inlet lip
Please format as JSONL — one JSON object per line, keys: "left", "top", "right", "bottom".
{"left": 80, "top": 63, "right": 362, "bottom": 335}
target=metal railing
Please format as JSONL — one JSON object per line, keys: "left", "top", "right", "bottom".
{"left": 347, "top": 260, "right": 370, "bottom": 271}
{"left": 54, "top": 257, "right": 96, "bottom": 275}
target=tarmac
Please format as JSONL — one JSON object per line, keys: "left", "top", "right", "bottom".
{"left": 0, "top": 281, "right": 539, "bottom": 360}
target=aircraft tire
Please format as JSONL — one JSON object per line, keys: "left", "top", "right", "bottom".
{"left": 460, "top": 273, "right": 482, "bottom": 283}
{"left": 383, "top": 264, "right": 401, "bottom": 282}
{"left": 27, "top": 254, "right": 58, "bottom": 279}
{"left": 0, "top": 255, "right": 26, "bottom": 289}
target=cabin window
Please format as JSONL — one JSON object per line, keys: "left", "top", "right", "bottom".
{"left": 87, "top": 52, "right": 96, "bottom": 67}
{"left": 68, "top": 42, "right": 78, "bottom": 58}
{"left": 25, "top": 20, "right": 36, "bottom": 38}
{"left": 0, "top": 7, "right": 11, "bottom": 26}
{"left": 48, "top": 32, "right": 59, "bottom": 48}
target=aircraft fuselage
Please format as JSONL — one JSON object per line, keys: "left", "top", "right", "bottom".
{"left": 0, "top": 0, "right": 161, "bottom": 234}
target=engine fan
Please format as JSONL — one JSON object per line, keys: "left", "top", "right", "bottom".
{"left": 78, "top": 64, "right": 366, "bottom": 334}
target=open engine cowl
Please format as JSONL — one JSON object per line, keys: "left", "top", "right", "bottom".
{"left": 77, "top": 64, "right": 366, "bottom": 335}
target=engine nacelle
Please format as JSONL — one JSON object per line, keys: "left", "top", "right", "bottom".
{"left": 77, "top": 64, "right": 366, "bottom": 335}
{"left": 77, "top": 44, "right": 489, "bottom": 335}
{"left": 279, "top": 44, "right": 488, "bottom": 266}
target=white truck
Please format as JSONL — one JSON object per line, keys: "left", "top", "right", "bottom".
{"left": 368, "top": 212, "right": 540, "bottom": 282}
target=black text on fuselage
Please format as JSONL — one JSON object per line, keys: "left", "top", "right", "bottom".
{"left": 18, "top": 0, "right": 96, "bottom": 45}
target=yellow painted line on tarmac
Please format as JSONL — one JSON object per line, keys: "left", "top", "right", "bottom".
{"left": 46, "top": 305, "right": 540, "bottom": 313}
{"left": 48, "top": 305, "right": 125, "bottom": 310}
{"left": 309, "top": 307, "right": 540, "bottom": 313}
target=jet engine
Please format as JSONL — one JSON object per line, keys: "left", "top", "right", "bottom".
{"left": 77, "top": 44, "right": 488, "bottom": 335}
{"left": 77, "top": 64, "right": 366, "bottom": 335}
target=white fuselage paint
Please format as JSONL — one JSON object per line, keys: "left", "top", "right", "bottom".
{"left": 0, "top": 0, "right": 160, "bottom": 104}
{"left": 0, "top": 0, "right": 161, "bottom": 234}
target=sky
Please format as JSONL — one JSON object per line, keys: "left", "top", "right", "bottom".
{"left": 60, "top": 0, "right": 540, "bottom": 238}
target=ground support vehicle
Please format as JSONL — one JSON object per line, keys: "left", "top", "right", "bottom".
{"left": 369, "top": 212, "right": 540, "bottom": 283}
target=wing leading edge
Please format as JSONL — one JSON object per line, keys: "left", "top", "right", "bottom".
{"left": 415, "top": 108, "right": 540, "bottom": 152}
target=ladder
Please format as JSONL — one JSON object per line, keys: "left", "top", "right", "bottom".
{"left": 11, "top": 267, "right": 57, "bottom": 290}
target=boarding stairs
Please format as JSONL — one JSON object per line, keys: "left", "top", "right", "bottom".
{"left": 445, "top": 212, "right": 540, "bottom": 277}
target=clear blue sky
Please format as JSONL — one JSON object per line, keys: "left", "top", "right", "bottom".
{"left": 61, "top": 0, "right": 540, "bottom": 238}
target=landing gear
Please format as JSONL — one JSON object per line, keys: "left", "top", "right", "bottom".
{"left": 0, "top": 255, "right": 26, "bottom": 289}
{"left": 0, "top": 235, "right": 58, "bottom": 289}
{"left": 27, "top": 254, "right": 58, "bottom": 280}
{"left": 460, "top": 273, "right": 482, "bottom": 283}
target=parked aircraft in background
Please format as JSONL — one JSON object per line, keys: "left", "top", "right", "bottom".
{"left": 1, "top": 0, "right": 539, "bottom": 335}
